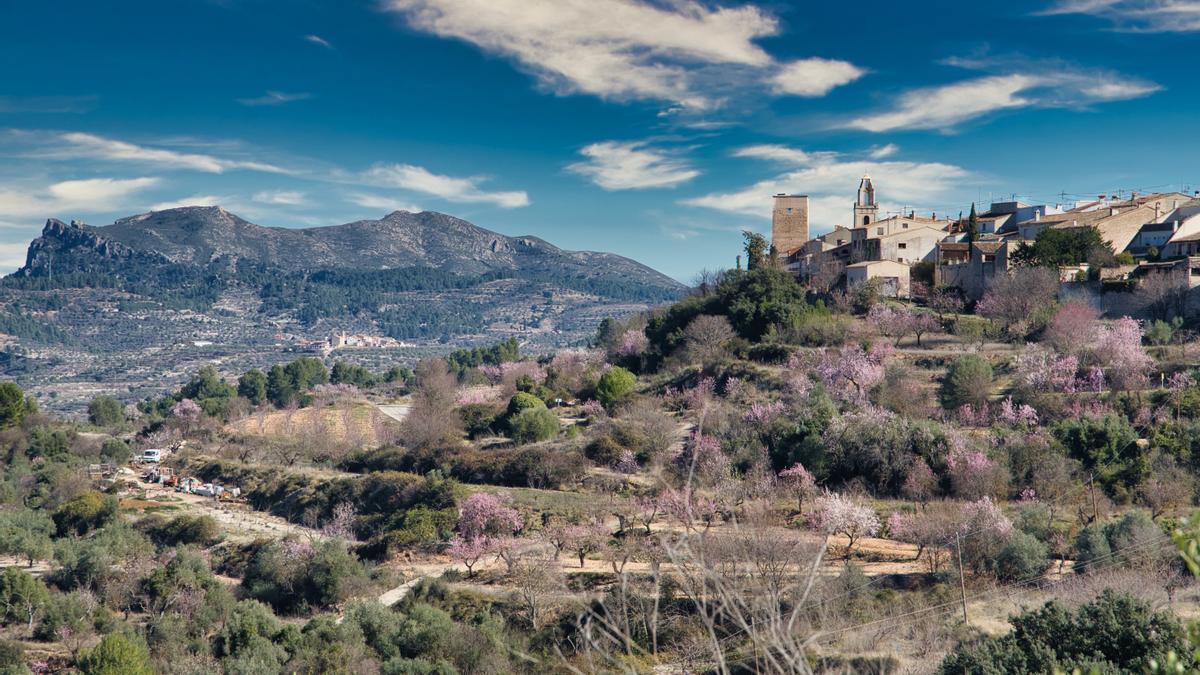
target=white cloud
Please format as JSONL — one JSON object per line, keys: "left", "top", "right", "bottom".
{"left": 381, "top": 0, "right": 860, "bottom": 108}
{"left": 305, "top": 34, "right": 333, "bottom": 48}
{"left": 1039, "top": 0, "right": 1200, "bottom": 31}
{"left": 148, "top": 195, "right": 224, "bottom": 211}
{"left": 771, "top": 58, "right": 865, "bottom": 97}
{"left": 52, "top": 133, "right": 292, "bottom": 174}
{"left": 683, "top": 146, "right": 971, "bottom": 230}
{"left": 869, "top": 143, "right": 899, "bottom": 159}
{"left": 733, "top": 144, "right": 815, "bottom": 165}
{"left": 252, "top": 190, "right": 307, "bottom": 205}
{"left": 346, "top": 192, "right": 423, "bottom": 213}
{"left": 359, "top": 163, "right": 529, "bottom": 208}
{"left": 0, "top": 177, "right": 160, "bottom": 218}
{"left": 237, "top": 91, "right": 313, "bottom": 107}
{"left": 845, "top": 66, "right": 1160, "bottom": 132}
{"left": 567, "top": 141, "right": 700, "bottom": 190}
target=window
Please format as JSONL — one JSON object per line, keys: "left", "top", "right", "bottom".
{"left": 898, "top": 242, "right": 907, "bottom": 249}
{"left": 902, "top": 223, "right": 909, "bottom": 229}
{"left": 786, "top": 207, "right": 792, "bottom": 214}
{"left": 876, "top": 227, "right": 884, "bottom": 235}
{"left": 863, "top": 216, "right": 871, "bottom": 226}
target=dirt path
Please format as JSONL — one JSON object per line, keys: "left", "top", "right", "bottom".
{"left": 138, "top": 485, "right": 325, "bottom": 542}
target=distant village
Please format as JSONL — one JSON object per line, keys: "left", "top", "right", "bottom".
{"left": 773, "top": 177, "right": 1200, "bottom": 311}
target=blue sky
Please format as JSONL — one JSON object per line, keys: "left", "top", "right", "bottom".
{"left": 0, "top": 0, "right": 1197, "bottom": 281}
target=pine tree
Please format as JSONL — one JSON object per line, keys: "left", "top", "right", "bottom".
{"left": 967, "top": 203, "right": 979, "bottom": 243}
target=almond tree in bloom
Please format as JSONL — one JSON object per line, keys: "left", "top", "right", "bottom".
{"left": 777, "top": 463, "right": 818, "bottom": 513}
{"left": 910, "top": 312, "right": 942, "bottom": 347}
{"left": 946, "top": 446, "right": 1002, "bottom": 500}
{"left": 448, "top": 535, "right": 492, "bottom": 577}
{"left": 810, "top": 491, "right": 880, "bottom": 557}
{"left": 559, "top": 521, "right": 609, "bottom": 568}
{"left": 1094, "top": 316, "right": 1153, "bottom": 392}
{"left": 998, "top": 397, "right": 1038, "bottom": 428}
{"left": 661, "top": 487, "right": 719, "bottom": 533}
{"left": 867, "top": 304, "right": 914, "bottom": 346}
{"left": 808, "top": 344, "right": 891, "bottom": 403}
{"left": 457, "top": 491, "right": 524, "bottom": 541}
{"left": 675, "top": 431, "right": 729, "bottom": 486}
{"left": 617, "top": 330, "right": 648, "bottom": 359}
{"left": 171, "top": 398, "right": 202, "bottom": 422}
{"left": 1015, "top": 346, "right": 1080, "bottom": 393}
{"left": 1045, "top": 300, "right": 1099, "bottom": 356}
{"left": 743, "top": 400, "right": 785, "bottom": 427}
{"left": 901, "top": 459, "right": 938, "bottom": 508}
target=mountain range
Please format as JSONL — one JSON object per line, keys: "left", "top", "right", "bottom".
{"left": 0, "top": 206, "right": 686, "bottom": 411}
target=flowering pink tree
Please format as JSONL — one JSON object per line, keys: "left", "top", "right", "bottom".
{"left": 457, "top": 492, "right": 524, "bottom": 541}
{"left": 321, "top": 502, "right": 357, "bottom": 540}
{"left": 958, "top": 496, "right": 1013, "bottom": 538}
{"left": 808, "top": 344, "right": 891, "bottom": 403}
{"left": 559, "top": 521, "right": 609, "bottom": 568}
{"left": 901, "top": 460, "right": 938, "bottom": 508}
{"left": 910, "top": 312, "right": 942, "bottom": 347}
{"left": 617, "top": 331, "right": 648, "bottom": 359}
{"left": 743, "top": 401, "right": 785, "bottom": 427}
{"left": 171, "top": 398, "right": 202, "bottom": 422}
{"left": 1015, "top": 346, "right": 1079, "bottom": 393}
{"left": 888, "top": 509, "right": 959, "bottom": 572}
{"left": 448, "top": 535, "right": 493, "bottom": 576}
{"left": 998, "top": 397, "right": 1038, "bottom": 428}
{"left": 661, "top": 488, "right": 720, "bottom": 533}
{"left": 1045, "top": 300, "right": 1099, "bottom": 355}
{"left": 868, "top": 304, "right": 915, "bottom": 346}
{"left": 777, "top": 463, "right": 818, "bottom": 513}
{"left": 810, "top": 491, "right": 881, "bottom": 557}
{"left": 674, "top": 431, "right": 729, "bottom": 486}
{"left": 634, "top": 495, "right": 660, "bottom": 534}
{"left": 1094, "top": 317, "right": 1153, "bottom": 392}
{"left": 946, "top": 446, "right": 1002, "bottom": 500}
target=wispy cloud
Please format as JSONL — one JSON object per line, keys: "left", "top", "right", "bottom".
{"left": 236, "top": 91, "right": 313, "bottom": 107}
{"left": 869, "top": 143, "right": 899, "bottom": 159}
{"left": 845, "top": 60, "right": 1160, "bottom": 132}
{"left": 567, "top": 141, "right": 700, "bottom": 190}
{"left": 0, "top": 177, "right": 160, "bottom": 218}
{"left": 0, "top": 95, "right": 97, "bottom": 114}
{"left": 48, "top": 132, "right": 293, "bottom": 174}
{"left": 684, "top": 144, "right": 971, "bottom": 229}
{"left": 148, "top": 194, "right": 224, "bottom": 211}
{"left": 346, "top": 192, "right": 423, "bottom": 213}
{"left": 252, "top": 190, "right": 306, "bottom": 205}
{"left": 381, "top": 0, "right": 862, "bottom": 109}
{"left": 732, "top": 144, "right": 836, "bottom": 166}
{"left": 304, "top": 34, "right": 334, "bottom": 48}
{"left": 359, "top": 163, "right": 530, "bottom": 208}
{"left": 770, "top": 58, "right": 865, "bottom": 97}
{"left": 1038, "top": 0, "right": 1200, "bottom": 32}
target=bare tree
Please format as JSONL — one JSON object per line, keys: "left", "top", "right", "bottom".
{"left": 511, "top": 558, "right": 565, "bottom": 630}
{"left": 1135, "top": 271, "right": 1190, "bottom": 321}
{"left": 681, "top": 315, "right": 736, "bottom": 370}
{"left": 399, "top": 358, "right": 462, "bottom": 449}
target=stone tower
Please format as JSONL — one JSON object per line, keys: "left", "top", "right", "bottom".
{"left": 771, "top": 194, "right": 809, "bottom": 258}
{"left": 854, "top": 175, "right": 879, "bottom": 227}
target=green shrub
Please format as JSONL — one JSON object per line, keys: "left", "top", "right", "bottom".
{"left": 87, "top": 396, "right": 125, "bottom": 427}
{"left": 78, "top": 632, "right": 154, "bottom": 675}
{"left": 940, "top": 355, "right": 993, "bottom": 409}
{"left": 584, "top": 435, "right": 624, "bottom": 465}
{"left": 509, "top": 407, "right": 559, "bottom": 445}
{"left": 939, "top": 590, "right": 1188, "bottom": 674}
{"left": 52, "top": 492, "right": 118, "bottom": 537}
{"left": 142, "top": 514, "right": 222, "bottom": 548}
{"left": 993, "top": 530, "right": 1048, "bottom": 583}
{"left": 596, "top": 367, "right": 636, "bottom": 410}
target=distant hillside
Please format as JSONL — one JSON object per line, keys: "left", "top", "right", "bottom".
{"left": 0, "top": 207, "right": 685, "bottom": 412}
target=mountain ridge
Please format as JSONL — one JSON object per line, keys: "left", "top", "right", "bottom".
{"left": 16, "top": 206, "right": 684, "bottom": 291}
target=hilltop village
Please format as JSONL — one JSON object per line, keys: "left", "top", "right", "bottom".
{"left": 774, "top": 178, "right": 1200, "bottom": 313}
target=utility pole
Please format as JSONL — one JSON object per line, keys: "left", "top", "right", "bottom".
{"left": 956, "top": 532, "right": 968, "bottom": 623}
{"left": 1089, "top": 472, "right": 1099, "bottom": 523}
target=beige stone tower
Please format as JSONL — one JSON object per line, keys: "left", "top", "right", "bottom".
{"left": 771, "top": 194, "right": 810, "bottom": 257}
{"left": 854, "top": 175, "right": 879, "bottom": 227}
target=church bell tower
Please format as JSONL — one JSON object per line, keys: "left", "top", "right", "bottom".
{"left": 854, "top": 175, "right": 879, "bottom": 228}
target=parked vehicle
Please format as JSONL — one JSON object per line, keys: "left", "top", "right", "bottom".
{"left": 141, "top": 448, "right": 163, "bottom": 463}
